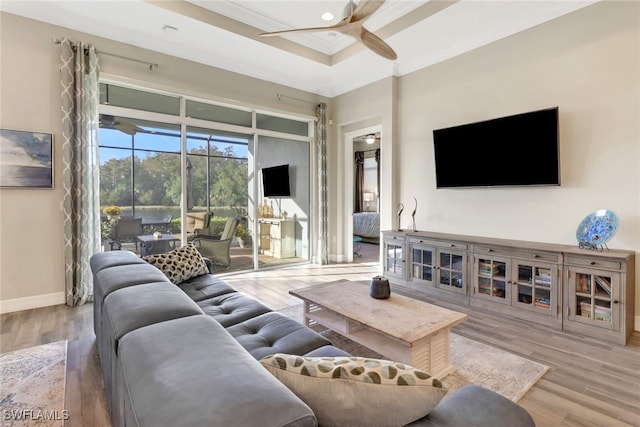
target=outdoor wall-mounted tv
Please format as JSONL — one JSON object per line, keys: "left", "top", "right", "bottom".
{"left": 433, "top": 107, "right": 560, "bottom": 188}
{"left": 261, "top": 164, "right": 291, "bottom": 197}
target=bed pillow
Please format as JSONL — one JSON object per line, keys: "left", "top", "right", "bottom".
{"left": 260, "top": 354, "right": 447, "bottom": 427}
{"left": 143, "top": 243, "right": 209, "bottom": 284}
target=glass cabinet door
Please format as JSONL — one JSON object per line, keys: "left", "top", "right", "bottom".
{"left": 411, "top": 247, "right": 434, "bottom": 283}
{"left": 571, "top": 268, "right": 618, "bottom": 330}
{"left": 475, "top": 257, "right": 508, "bottom": 303}
{"left": 385, "top": 242, "right": 405, "bottom": 278}
{"left": 438, "top": 251, "right": 466, "bottom": 292}
{"left": 513, "top": 263, "right": 556, "bottom": 314}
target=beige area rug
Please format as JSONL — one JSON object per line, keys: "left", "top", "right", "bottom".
{"left": 278, "top": 304, "right": 548, "bottom": 402}
{"left": 0, "top": 341, "right": 68, "bottom": 426}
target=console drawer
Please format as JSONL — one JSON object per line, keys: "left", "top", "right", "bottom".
{"left": 474, "top": 245, "right": 559, "bottom": 263}
{"left": 408, "top": 237, "right": 467, "bottom": 250}
{"left": 565, "top": 256, "right": 622, "bottom": 270}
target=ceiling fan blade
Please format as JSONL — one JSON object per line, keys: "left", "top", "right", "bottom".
{"left": 260, "top": 21, "right": 349, "bottom": 37}
{"left": 117, "top": 123, "right": 140, "bottom": 136}
{"left": 359, "top": 27, "right": 397, "bottom": 60}
{"left": 352, "top": 0, "right": 385, "bottom": 22}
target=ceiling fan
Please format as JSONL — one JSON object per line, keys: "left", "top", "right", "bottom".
{"left": 99, "top": 115, "right": 143, "bottom": 136}
{"left": 259, "top": 0, "right": 397, "bottom": 60}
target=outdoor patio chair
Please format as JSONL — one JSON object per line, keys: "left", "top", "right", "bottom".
{"left": 110, "top": 216, "right": 143, "bottom": 252}
{"left": 173, "top": 212, "right": 210, "bottom": 242}
{"left": 192, "top": 217, "right": 238, "bottom": 269}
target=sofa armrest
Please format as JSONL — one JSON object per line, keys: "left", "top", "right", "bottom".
{"left": 406, "top": 384, "right": 535, "bottom": 427}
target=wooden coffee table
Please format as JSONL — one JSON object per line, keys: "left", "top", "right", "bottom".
{"left": 290, "top": 280, "right": 468, "bottom": 378}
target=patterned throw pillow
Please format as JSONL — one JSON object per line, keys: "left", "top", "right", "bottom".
{"left": 143, "top": 243, "right": 209, "bottom": 285}
{"left": 260, "top": 354, "right": 447, "bottom": 427}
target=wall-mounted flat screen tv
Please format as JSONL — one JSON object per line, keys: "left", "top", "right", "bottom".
{"left": 433, "top": 107, "right": 560, "bottom": 188}
{"left": 262, "top": 164, "right": 291, "bottom": 197}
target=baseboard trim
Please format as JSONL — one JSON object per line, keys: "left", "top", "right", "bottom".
{"left": 0, "top": 292, "right": 65, "bottom": 314}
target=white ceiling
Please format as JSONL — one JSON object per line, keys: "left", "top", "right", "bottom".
{"left": 1, "top": 0, "right": 598, "bottom": 98}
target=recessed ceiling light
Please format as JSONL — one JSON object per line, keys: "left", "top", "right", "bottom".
{"left": 321, "top": 12, "right": 334, "bottom": 21}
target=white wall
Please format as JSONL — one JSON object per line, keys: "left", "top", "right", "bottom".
{"left": 0, "top": 12, "right": 326, "bottom": 312}
{"left": 332, "top": 2, "right": 640, "bottom": 328}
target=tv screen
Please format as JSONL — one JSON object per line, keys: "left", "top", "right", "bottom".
{"left": 262, "top": 164, "right": 291, "bottom": 197}
{"left": 433, "top": 107, "right": 560, "bottom": 188}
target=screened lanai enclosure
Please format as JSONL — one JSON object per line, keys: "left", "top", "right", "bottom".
{"left": 98, "top": 83, "right": 313, "bottom": 273}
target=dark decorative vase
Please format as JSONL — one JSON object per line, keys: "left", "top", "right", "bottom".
{"left": 369, "top": 276, "right": 390, "bottom": 299}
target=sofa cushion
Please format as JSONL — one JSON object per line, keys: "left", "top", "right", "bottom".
{"left": 105, "top": 282, "right": 204, "bottom": 353}
{"left": 197, "top": 293, "right": 271, "bottom": 327}
{"left": 177, "top": 273, "right": 237, "bottom": 302}
{"left": 405, "top": 384, "right": 536, "bottom": 427}
{"left": 260, "top": 354, "right": 447, "bottom": 427}
{"left": 90, "top": 250, "right": 146, "bottom": 274}
{"left": 226, "top": 312, "right": 331, "bottom": 359}
{"left": 95, "top": 264, "right": 170, "bottom": 299}
{"left": 143, "top": 243, "right": 208, "bottom": 285}
{"left": 102, "top": 282, "right": 204, "bottom": 422}
{"left": 303, "top": 345, "right": 352, "bottom": 358}
{"left": 117, "top": 315, "right": 317, "bottom": 427}
{"left": 93, "top": 263, "right": 169, "bottom": 336}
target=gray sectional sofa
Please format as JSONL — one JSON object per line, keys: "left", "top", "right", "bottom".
{"left": 91, "top": 250, "right": 535, "bottom": 427}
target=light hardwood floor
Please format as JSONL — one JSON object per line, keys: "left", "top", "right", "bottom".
{"left": 1, "top": 259, "right": 638, "bottom": 427}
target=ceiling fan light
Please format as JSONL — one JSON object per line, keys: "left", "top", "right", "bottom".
{"left": 365, "top": 134, "right": 376, "bottom": 144}
{"left": 321, "top": 12, "right": 334, "bottom": 21}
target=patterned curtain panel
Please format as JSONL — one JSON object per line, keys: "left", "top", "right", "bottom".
{"left": 375, "top": 148, "right": 380, "bottom": 204}
{"left": 354, "top": 151, "right": 365, "bottom": 212}
{"left": 316, "top": 103, "right": 328, "bottom": 265}
{"left": 60, "top": 39, "right": 101, "bottom": 306}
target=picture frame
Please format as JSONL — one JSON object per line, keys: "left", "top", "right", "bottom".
{"left": 0, "top": 128, "right": 54, "bottom": 189}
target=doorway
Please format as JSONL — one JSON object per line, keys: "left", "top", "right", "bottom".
{"left": 343, "top": 125, "right": 382, "bottom": 263}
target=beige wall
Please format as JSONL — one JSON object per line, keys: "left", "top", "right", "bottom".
{"left": 332, "top": 2, "right": 640, "bottom": 328}
{"left": 2, "top": 2, "right": 639, "bottom": 329}
{"left": 0, "top": 12, "right": 326, "bottom": 312}
{"left": 329, "top": 77, "right": 396, "bottom": 261}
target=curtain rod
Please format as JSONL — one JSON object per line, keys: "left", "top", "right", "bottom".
{"left": 52, "top": 38, "right": 159, "bottom": 70}
{"left": 276, "top": 92, "right": 315, "bottom": 104}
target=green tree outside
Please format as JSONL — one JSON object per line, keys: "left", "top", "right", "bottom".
{"left": 100, "top": 145, "right": 248, "bottom": 214}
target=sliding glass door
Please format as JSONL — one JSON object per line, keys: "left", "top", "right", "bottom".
{"left": 255, "top": 136, "right": 310, "bottom": 267}
{"left": 98, "top": 82, "right": 313, "bottom": 272}
{"left": 98, "top": 117, "right": 181, "bottom": 233}
{"left": 186, "top": 127, "right": 253, "bottom": 270}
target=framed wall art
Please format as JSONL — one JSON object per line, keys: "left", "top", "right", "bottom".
{"left": 0, "top": 128, "right": 54, "bottom": 189}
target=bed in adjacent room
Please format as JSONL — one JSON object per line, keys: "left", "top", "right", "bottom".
{"left": 353, "top": 212, "right": 380, "bottom": 244}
